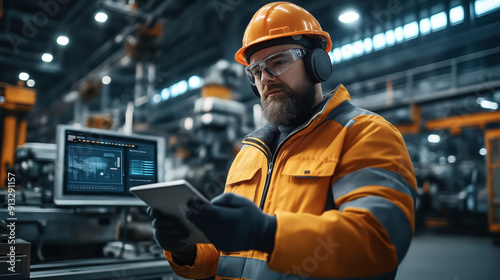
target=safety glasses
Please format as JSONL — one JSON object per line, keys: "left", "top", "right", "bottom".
{"left": 245, "top": 48, "right": 308, "bottom": 86}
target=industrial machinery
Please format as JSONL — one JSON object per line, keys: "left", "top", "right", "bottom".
{"left": 0, "top": 83, "right": 36, "bottom": 188}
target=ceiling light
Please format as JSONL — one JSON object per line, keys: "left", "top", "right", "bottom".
{"left": 57, "top": 35, "right": 69, "bottom": 46}
{"left": 403, "top": 21, "right": 419, "bottom": 40}
{"left": 447, "top": 155, "right": 456, "bottom": 163}
{"left": 101, "top": 76, "right": 111, "bottom": 85}
{"left": 42, "top": 53, "right": 53, "bottom": 63}
{"left": 428, "top": 134, "right": 441, "bottom": 143}
{"left": 372, "top": 33, "right": 386, "bottom": 50}
{"left": 152, "top": 94, "right": 161, "bottom": 104}
{"left": 419, "top": 18, "right": 431, "bottom": 35}
{"left": 161, "top": 88, "right": 170, "bottom": 100}
{"left": 339, "top": 11, "right": 360, "bottom": 24}
{"left": 430, "top": 11, "right": 447, "bottom": 31}
{"left": 332, "top": 47, "right": 342, "bottom": 63}
{"left": 188, "top": 75, "right": 203, "bottom": 89}
{"left": 363, "top": 38, "right": 373, "bottom": 53}
{"left": 450, "top": 6, "right": 464, "bottom": 25}
{"left": 19, "top": 72, "right": 29, "bottom": 81}
{"left": 352, "top": 40, "right": 364, "bottom": 57}
{"left": 27, "top": 79, "right": 36, "bottom": 87}
{"left": 95, "top": 12, "right": 108, "bottom": 23}
{"left": 184, "top": 117, "right": 194, "bottom": 130}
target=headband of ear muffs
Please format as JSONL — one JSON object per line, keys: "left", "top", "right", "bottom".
{"left": 250, "top": 47, "right": 332, "bottom": 98}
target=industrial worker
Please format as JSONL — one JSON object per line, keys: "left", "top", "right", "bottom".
{"left": 148, "top": 2, "right": 417, "bottom": 279}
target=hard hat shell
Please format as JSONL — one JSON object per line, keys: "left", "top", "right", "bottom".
{"left": 235, "top": 2, "right": 332, "bottom": 66}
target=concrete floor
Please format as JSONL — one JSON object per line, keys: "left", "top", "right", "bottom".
{"left": 396, "top": 232, "right": 500, "bottom": 280}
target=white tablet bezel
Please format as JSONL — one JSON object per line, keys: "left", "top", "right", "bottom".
{"left": 130, "top": 179, "right": 210, "bottom": 243}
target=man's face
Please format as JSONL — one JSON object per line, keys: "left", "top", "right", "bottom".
{"left": 249, "top": 44, "right": 316, "bottom": 127}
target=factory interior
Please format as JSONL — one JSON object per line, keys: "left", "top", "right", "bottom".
{"left": 1, "top": 0, "right": 500, "bottom": 279}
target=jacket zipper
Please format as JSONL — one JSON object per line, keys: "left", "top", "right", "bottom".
{"left": 257, "top": 110, "right": 324, "bottom": 210}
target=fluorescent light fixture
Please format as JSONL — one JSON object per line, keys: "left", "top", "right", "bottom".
{"left": 450, "top": 6, "right": 465, "bottom": 25}
{"left": 385, "top": 30, "right": 396, "bottom": 46}
{"left": 42, "top": 53, "right": 53, "bottom": 63}
{"left": 171, "top": 80, "right": 188, "bottom": 97}
{"left": 430, "top": 12, "right": 447, "bottom": 31}
{"left": 372, "top": 33, "right": 386, "bottom": 50}
{"left": 403, "top": 21, "right": 419, "bottom": 40}
{"left": 341, "top": 44, "right": 353, "bottom": 60}
{"left": 447, "top": 155, "right": 456, "bottom": 163}
{"left": 27, "top": 79, "right": 36, "bottom": 87}
{"left": 477, "top": 97, "right": 499, "bottom": 110}
{"left": 475, "top": 0, "right": 500, "bottom": 17}
{"left": 152, "top": 94, "right": 161, "bottom": 104}
{"left": 428, "top": 134, "right": 441, "bottom": 143}
{"left": 57, "top": 35, "right": 69, "bottom": 46}
{"left": 479, "top": 148, "right": 487, "bottom": 156}
{"left": 101, "top": 76, "right": 111, "bottom": 85}
{"left": 332, "top": 47, "right": 342, "bottom": 63}
{"left": 352, "top": 40, "right": 364, "bottom": 57}
{"left": 394, "top": 26, "right": 404, "bottom": 43}
{"left": 19, "top": 72, "right": 29, "bottom": 81}
{"left": 188, "top": 75, "right": 203, "bottom": 89}
{"left": 95, "top": 12, "right": 108, "bottom": 23}
{"left": 420, "top": 18, "right": 431, "bottom": 35}
{"left": 161, "top": 88, "right": 170, "bottom": 100}
{"left": 481, "top": 100, "right": 499, "bottom": 110}
{"left": 338, "top": 11, "right": 359, "bottom": 24}
{"left": 363, "top": 38, "right": 373, "bottom": 53}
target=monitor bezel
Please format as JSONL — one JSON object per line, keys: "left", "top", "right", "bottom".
{"left": 54, "top": 125, "right": 165, "bottom": 206}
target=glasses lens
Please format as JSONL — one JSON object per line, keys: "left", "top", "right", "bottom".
{"left": 265, "top": 52, "right": 295, "bottom": 77}
{"left": 245, "top": 64, "right": 260, "bottom": 85}
{"left": 245, "top": 49, "right": 304, "bottom": 86}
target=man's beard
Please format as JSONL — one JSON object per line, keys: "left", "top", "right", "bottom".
{"left": 261, "top": 83, "right": 316, "bottom": 127}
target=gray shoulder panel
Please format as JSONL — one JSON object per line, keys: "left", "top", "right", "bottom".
{"left": 322, "top": 100, "right": 377, "bottom": 128}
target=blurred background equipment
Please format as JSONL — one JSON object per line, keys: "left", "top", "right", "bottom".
{"left": 0, "top": 83, "right": 36, "bottom": 188}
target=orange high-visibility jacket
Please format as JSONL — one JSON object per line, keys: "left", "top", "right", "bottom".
{"left": 164, "top": 84, "right": 418, "bottom": 280}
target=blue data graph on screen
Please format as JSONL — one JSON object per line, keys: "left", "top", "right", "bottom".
{"left": 129, "top": 160, "right": 155, "bottom": 176}
{"left": 67, "top": 146, "right": 123, "bottom": 191}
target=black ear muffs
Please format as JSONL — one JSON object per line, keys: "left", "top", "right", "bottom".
{"left": 304, "top": 48, "right": 332, "bottom": 83}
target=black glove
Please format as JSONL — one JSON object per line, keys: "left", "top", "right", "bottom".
{"left": 146, "top": 206, "right": 193, "bottom": 255}
{"left": 187, "top": 192, "right": 276, "bottom": 253}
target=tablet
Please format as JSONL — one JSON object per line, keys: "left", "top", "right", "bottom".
{"left": 130, "top": 179, "right": 210, "bottom": 243}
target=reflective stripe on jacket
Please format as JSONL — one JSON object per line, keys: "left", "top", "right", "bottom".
{"left": 165, "top": 84, "right": 417, "bottom": 280}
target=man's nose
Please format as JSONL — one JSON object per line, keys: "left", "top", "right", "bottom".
{"left": 260, "top": 68, "right": 277, "bottom": 85}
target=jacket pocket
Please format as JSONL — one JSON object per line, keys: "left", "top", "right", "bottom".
{"left": 282, "top": 157, "right": 338, "bottom": 178}
{"left": 225, "top": 167, "right": 262, "bottom": 202}
{"left": 277, "top": 158, "right": 338, "bottom": 213}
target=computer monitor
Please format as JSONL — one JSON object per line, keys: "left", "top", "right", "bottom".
{"left": 54, "top": 125, "right": 165, "bottom": 206}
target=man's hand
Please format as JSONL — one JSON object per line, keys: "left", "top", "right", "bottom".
{"left": 146, "top": 207, "right": 194, "bottom": 255}
{"left": 187, "top": 192, "right": 276, "bottom": 253}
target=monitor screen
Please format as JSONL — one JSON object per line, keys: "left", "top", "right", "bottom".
{"left": 54, "top": 125, "right": 165, "bottom": 206}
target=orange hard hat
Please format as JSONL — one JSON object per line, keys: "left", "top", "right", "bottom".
{"left": 235, "top": 2, "right": 332, "bottom": 66}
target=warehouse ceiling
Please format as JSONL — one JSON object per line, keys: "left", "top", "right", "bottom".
{"left": 1, "top": 0, "right": 499, "bottom": 141}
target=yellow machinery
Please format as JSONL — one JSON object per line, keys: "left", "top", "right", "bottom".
{"left": 485, "top": 130, "right": 500, "bottom": 235}
{"left": 0, "top": 83, "right": 36, "bottom": 188}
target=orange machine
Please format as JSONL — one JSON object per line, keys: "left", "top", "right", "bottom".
{"left": 0, "top": 83, "right": 36, "bottom": 188}
{"left": 485, "top": 129, "right": 500, "bottom": 235}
